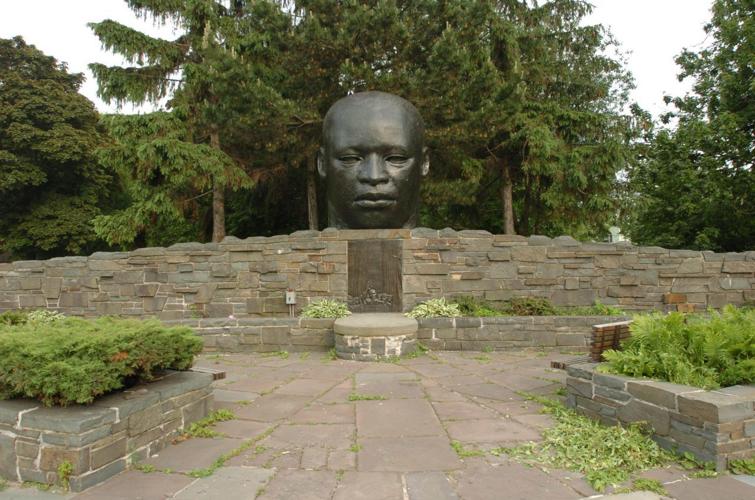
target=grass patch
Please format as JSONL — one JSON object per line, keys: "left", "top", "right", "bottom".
{"left": 348, "top": 393, "right": 386, "bottom": 401}
{"left": 262, "top": 350, "right": 289, "bottom": 360}
{"left": 501, "top": 392, "right": 674, "bottom": 492}
{"left": 0, "top": 478, "right": 6, "bottom": 491}
{"left": 187, "top": 427, "right": 274, "bottom": 478}
{"left": 631, "top": 478, "right": 667, "bottom": 495}
{"left": 184, "top": 409, "right": 235, "bottom": 438}
{"left": 450, "top": 440, "right": 485, "bottom": 458}
{"left": 472, "top": 354, "right": 491, "bottom": 363}
{"left": 132, "top": 463, "right": 158, "bottom": 473}
{"left": 349, "top": 443, "right": 362, "bottom": 453}
{"left": 324, "top": 348, "right": 338, "bottom": 362}
{"left": 602, "top": 305, "right": 755, "bottom": 389}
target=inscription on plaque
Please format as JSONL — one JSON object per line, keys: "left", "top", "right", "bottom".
{"left": 347, "top": 239, "right": 402, "bottom": 313}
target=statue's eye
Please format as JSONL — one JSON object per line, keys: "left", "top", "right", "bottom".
{"left": 386, "top": 155, "right": 409, "bottom": 164}
{"left": 339, "top": 155, "right": 361, "bottom": 165}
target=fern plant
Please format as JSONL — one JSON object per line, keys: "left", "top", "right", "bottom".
{"left": 603, "top": 306, "right": 755, "bottom": 389}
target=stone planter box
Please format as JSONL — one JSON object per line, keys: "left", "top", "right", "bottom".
{"left": 178, "top": 315, "right": 628, "bottom": 353}
{"left": 0, "top": 370, "right": 213, "bottom": 492}
{"left": 565, "top": 363, "right": 755, "bottom": 470}
{"left": 416, "top": 315, "right": 629, "bottom": 351}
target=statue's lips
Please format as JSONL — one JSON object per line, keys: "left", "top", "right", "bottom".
{"left": 354, "top": 193, "right": 397, "bottom": 209}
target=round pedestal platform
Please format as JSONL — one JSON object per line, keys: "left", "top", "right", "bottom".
{"left": 333, "top": 313, "right": 418, "bottom": 361}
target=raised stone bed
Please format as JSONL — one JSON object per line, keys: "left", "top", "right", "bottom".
{"left": 565, "top": 363, "right": 755, "bottom": 470}
{"left": 0, "top": 370, "right": 213, "bottom": 492}
{"left": 177, "top": 315, "right": 628, "bottom": 353}
{"left": 416, "top": 315, "right": 628, "bottom": 351}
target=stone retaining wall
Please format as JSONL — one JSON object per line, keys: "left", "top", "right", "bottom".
{"left": 0, "top": 371, "right": 213, "bottom": 492}
{"left": 175, "top": 315, "right": 626, "bottom": 352}
{"left": 1, "top": 229, "right": 752, "bottom": 319}
{"left": 565, "top": 363, "right": 755, "bottom": 470}
{"left": 416, "top": 315, "right": 628, "bottom": 351}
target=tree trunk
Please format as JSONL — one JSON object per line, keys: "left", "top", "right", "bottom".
{"left": 500, "top": 157, "right": 515, "bottom": 234}
{"left": 210, "top": 130, "right": 226, "bottom": 242}
{"left": 306, "top": 154, "right": 318, "bottom": 230}
{"left": 521, "top": 173, "right": 531, "bottom": 235}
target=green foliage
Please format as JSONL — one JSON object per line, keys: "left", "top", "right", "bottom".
{"left": 440, "top": 296, "right": 625, "bottom": 317}
{"left": 184, "top": 409, "right": 235, "bottom": 438}
{"left": 500, "top": 297, "right": 558, "bottom": 316}
{"left": 0, "top": 310, "right": 29, "bottom": 326}
{"left": 406, "top": 298, "right": 461, "bottom": 319}
{"left": 452, "top": 296, "right": 499, "bottom": 317}
{"left": 0, "top": 37, "right": 113, "bottom": 259}
{"left": 57, "top": 461, "right": 73, "bottom": 491}
{"left": 729, "top": 457, "right": 755, "bottom": 475}
{"left": 629, "top": 478, "right": 666, "bottom": 495}
{"left": 0, "top": 316, "right": 203, "bottom": 406}
{"left": 625, "top": 0, "right": 754, "bottom": 251}
{"left": 603, "top": 306, "right": 755, "bottom": 389}
{"left": 450, "top": 440, "right": 485, "bottom": 458}
{"left": 347, "top": 393, "right": 385, "bottom": 401}
{"left": 300, "top": 299, "right": 351, "bottom": 319}
{"left": 558, "top": 301, "right": 626, "bottom": 317}
{"left": 503, "top": 393, "right": 674, "bottom": 492}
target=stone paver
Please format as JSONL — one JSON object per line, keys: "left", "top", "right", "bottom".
{"left": 445, "top": 418, "right": 541, "bottom": 444}
{"left": 357, "top": 399, "right": 444, "bottom": 437}
{"left": 406, "top": 471, "right": 459, "bottom": 500}
{"left": 71, "top": 471, "right": 193, "bottom": 499}
{"left": 2, "top": 350, "right": 753, "bottom": 500}
{"left": 172, "top": 466, "right": 273, "bottom": 500}
{"left": 143, "top": 437, "right": 244, "bottom": 473}
{"left": 331, "top": 471, "right": 403, "bottom": 500}
{"left": 452, "top": 463, "right": 581, "bottom": 499}
{"left": 358, "top": 436, "right": 462, "bottom": 472}
{"left": 664, "top": 474, "right": 755, "bottom": 500}
{"left": 257, "top": 470, "right": 337, "bottom": 500}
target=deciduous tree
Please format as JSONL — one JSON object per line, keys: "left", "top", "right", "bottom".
{"left": 0, "top": 37, "right": 111, "bottom": 259}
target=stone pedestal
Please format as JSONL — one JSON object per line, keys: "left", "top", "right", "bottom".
{"left": 334, "top": 313, "right": 418, "bottom": 361}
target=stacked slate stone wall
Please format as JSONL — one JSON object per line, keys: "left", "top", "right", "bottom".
{"left": 0, "top": 228, "right": 752, "bottom": 319}
{"left": 0, "top": 371, "right": 212, "bottom": 492}
{"left": 565, "top": 363, "right": 755, "bottom": 470}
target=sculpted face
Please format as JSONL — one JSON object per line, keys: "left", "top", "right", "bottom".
{"left": 318, "top": 92, "right": 429, "bottom": 229}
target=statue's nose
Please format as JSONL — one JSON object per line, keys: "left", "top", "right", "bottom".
{"left": 357, "top": 154, "right": 390, "bottom": 185}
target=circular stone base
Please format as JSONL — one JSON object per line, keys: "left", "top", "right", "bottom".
{"left": 333, "top": 313, "right": 418, "bottom": 361}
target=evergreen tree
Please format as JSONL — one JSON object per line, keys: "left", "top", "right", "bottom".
{"left": 626, "top": 0, "right": 754, "bottom": 251}
{"left": 0, "top": 37, "right": 112, "bottom": 259}
{"left": 88, "top": 0, "right": 284, "bottom": 244}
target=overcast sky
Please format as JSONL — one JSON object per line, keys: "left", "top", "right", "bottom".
{"left": 0, "top": 0, "right": 713, "bottom": 117}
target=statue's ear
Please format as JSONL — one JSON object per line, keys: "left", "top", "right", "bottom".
{"left": 421, "top": 147, "right": 430, "bottom": 177}
{"left": 317, "top": 148, "right": 327, "bottom": 179}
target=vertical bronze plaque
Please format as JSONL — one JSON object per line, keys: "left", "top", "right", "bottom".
{"left": 347, "top": 239, "right": 402, "bottom": 313}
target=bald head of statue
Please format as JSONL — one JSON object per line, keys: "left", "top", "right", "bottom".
{"left": 317, "top": 91, "right": 430, "bottom": 229}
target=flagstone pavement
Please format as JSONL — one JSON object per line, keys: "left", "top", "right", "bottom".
{"left": 1, "top": 350, "right": 753, "bottom": 500}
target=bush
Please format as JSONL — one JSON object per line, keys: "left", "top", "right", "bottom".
{"left": 300, "top": 299, "right": 351, "bottom": 318}
{"left": 452, "top": 296, "right": 499, "bottom": 317}
{"left": 603, "top": 305, "right": 755, "bottom": 389}
{"left": 406, "top": 298, "right": 461, "bottom": 318}
{"left": 0, "top": 316, "right": 203, "bottom": 406}
{"left": 500, "top": 297, "right": 558, "bottom": 316}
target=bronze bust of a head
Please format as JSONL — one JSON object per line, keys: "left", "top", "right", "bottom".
{"left": 318, "top": 91, "right": 429, "bottom": 229}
